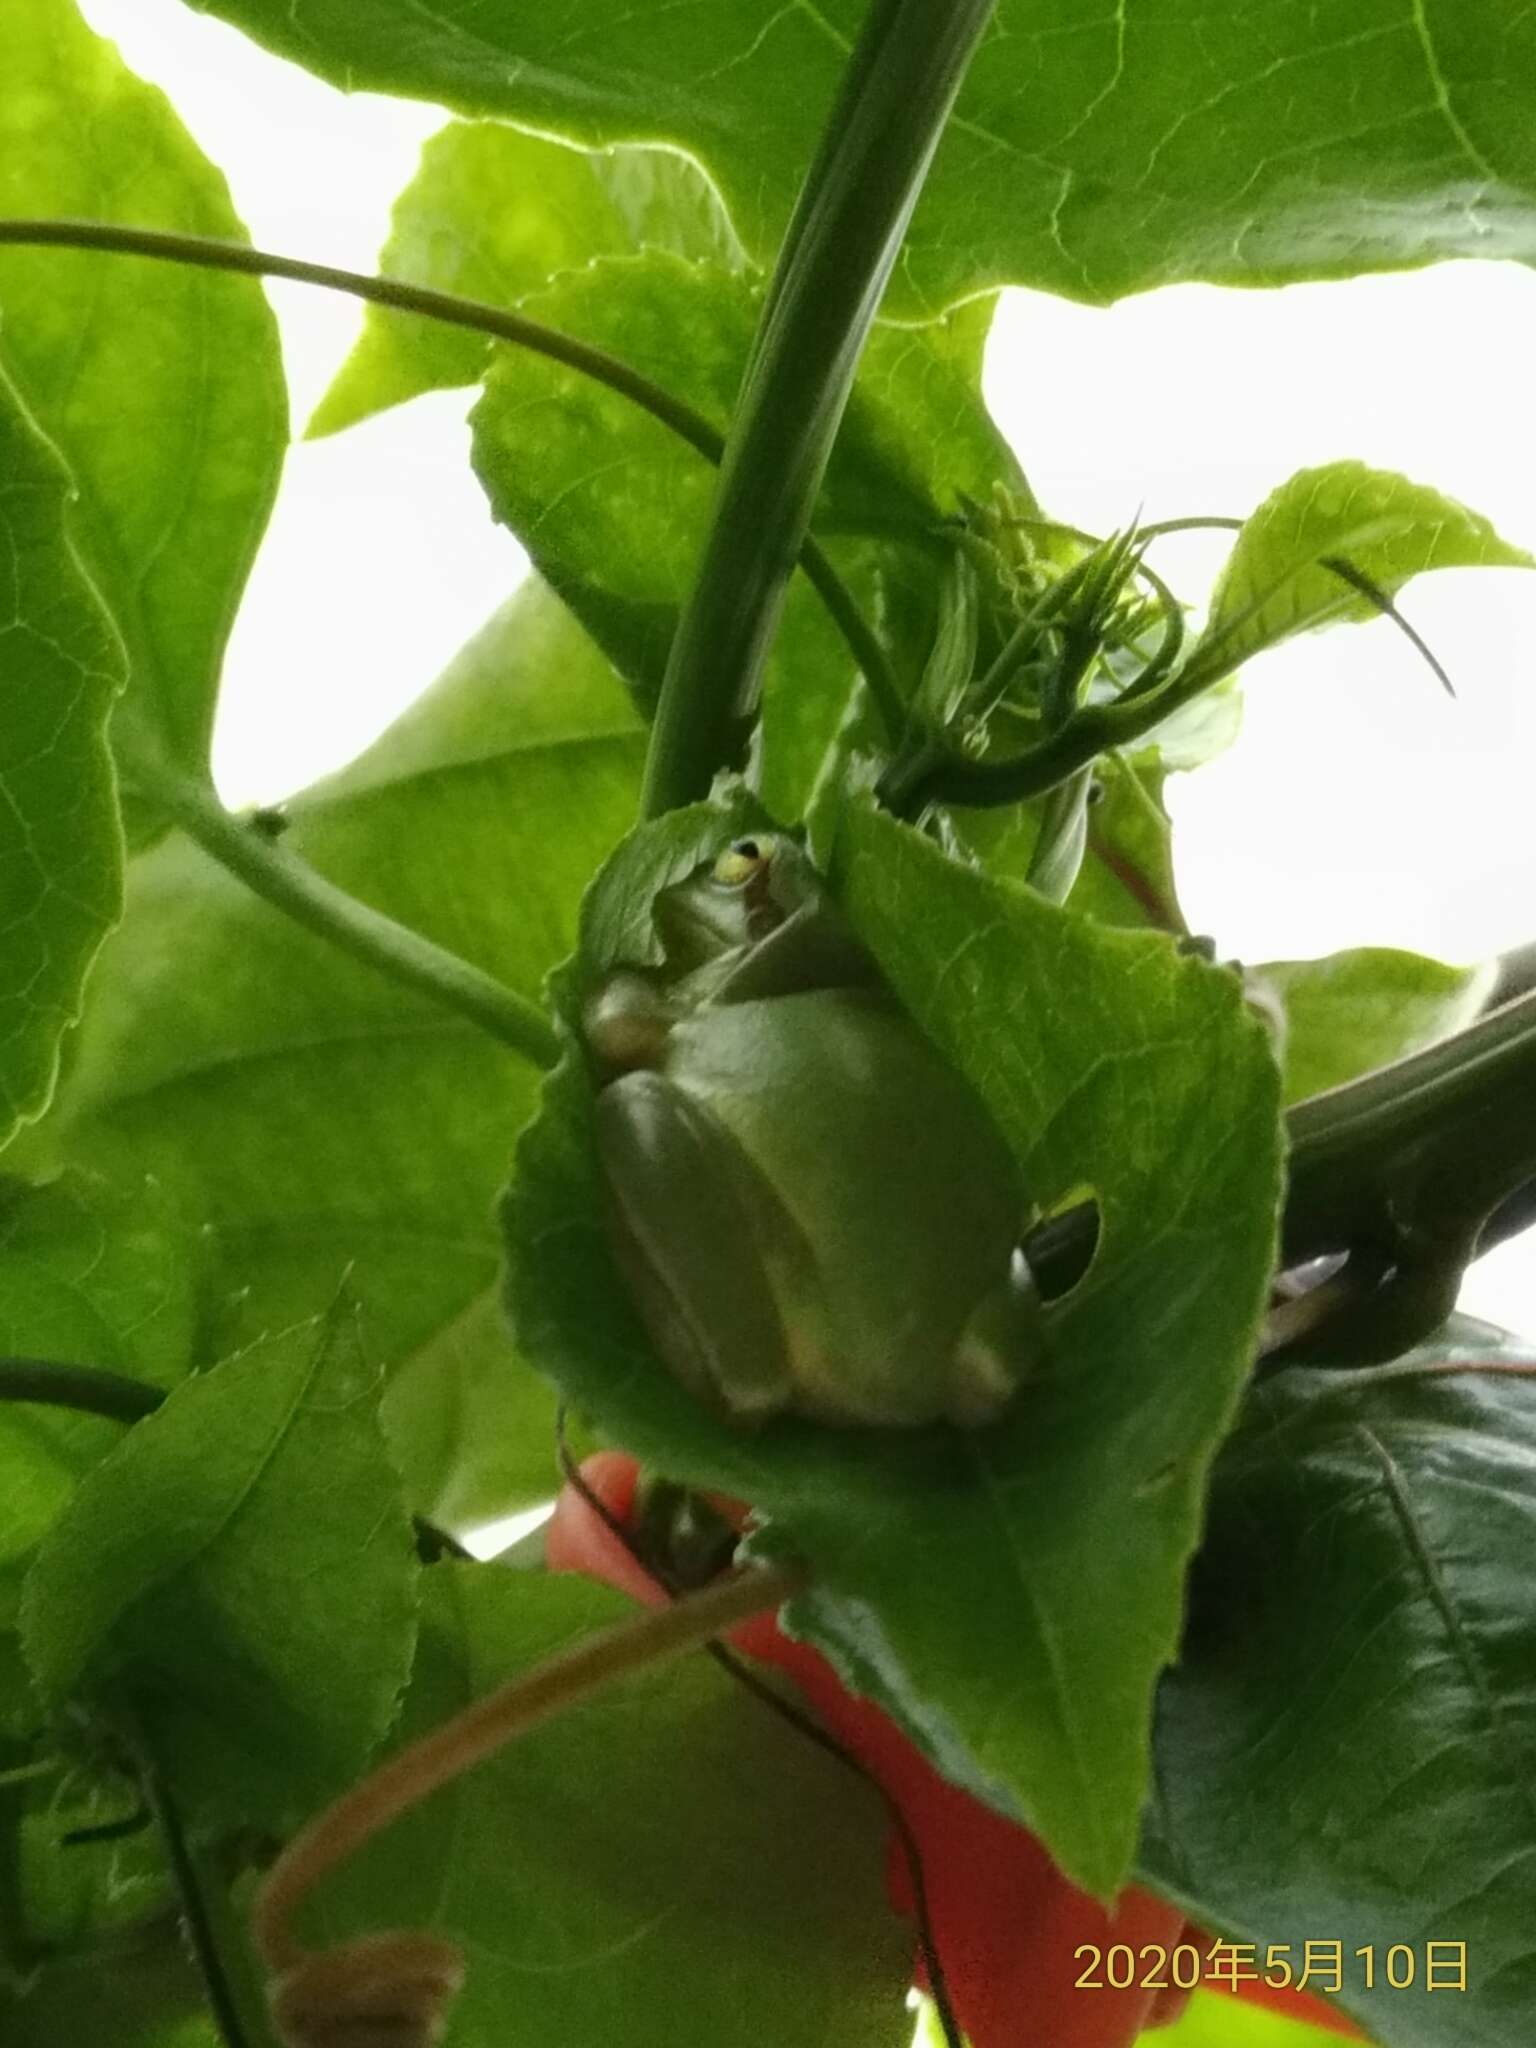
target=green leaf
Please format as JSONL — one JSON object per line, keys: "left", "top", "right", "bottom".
{"left": 0, "top": 1170, "right": 202, "bottom": 1614}
{"left": 0, "top": 0, "right": 286, "bottom": 815}
{"left": 506, "top": 799, "right": 1285, "bottom": 1894}
{"left": 2, "top": 1946, "right": 213, "bottom": 2048}
{"left": 2, "top": 1719, "right": 214, "bottom": 2039}
{"left": 317, "top": 122, "right": 1021, "bottom": 815}
{"left": 0, "top": 374, "right": 124, "bottom": 1148}
{"left": 1195, "top": 463, "right": 1532, "bottom": 682}
{"left": 0, "top": 1629, "right": 35, "bottom": 1741}
{"left": 1141, "top": 1990, "right": 1353, "bottom": 2047}
{"left": 470, "top": 249, "right": 1017, "bottom": 813}
{"left": 954, "top": 753, "right": 1190, "bottom": 933}
{"left": 2, "top": 1764, "right": 216, "bottom": 2043}
{"left": 1072, "top": 758, "right": 1188, "bottom": 931}
{"left": 19, "top": 580, "right": 641, "bottom": 1534}
{"left": 20, "top": 1302, "right": 419, "bottom": 1825}
{"left": 304, "top": 1565, "right": 912, "bottom": 2048}
{"left": 379, "top": 1291, "right": 560, "bottom": 1536}
{"left": 309, "top": 120, "right": 745, "bottom": 438}
{"left": 470, "top": 255, "right": 751, "bottom": 687}
{"left": 181, "top": 0, "right": 1536, "bottom": 312}
{"left": 1262, "top": 947, "right": 1492, "bottom": 1105}
{"left": 1141, "top": 1322, "right": 1536, "bottom": 2048}
{"left": 11, "top": 1773, "right": 175, "bottom": 1968}
{"left": 471, "top": 254, "right": 1015, "bottom": 587}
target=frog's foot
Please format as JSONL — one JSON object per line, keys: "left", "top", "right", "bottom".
{"left": 947, "top": 1256, "right": 1048, "bottom": 1427}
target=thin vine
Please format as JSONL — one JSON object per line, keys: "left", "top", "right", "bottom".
{"left": 0, "top": 217, "right": 899, "bottom": 731}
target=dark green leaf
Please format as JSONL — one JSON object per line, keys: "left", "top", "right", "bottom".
{"left": 506, "top": 799, "right": 1284, "bottom": 1893}
{"left": 304, "top": 1565, "right": 912, "bottom": 2048}
{"left": 182, "top": 0, "right": 1536, "bottom": 312}
{"left": 0, "top": 1630, "right": 35, "bottom": 1740}
{"left": 0, "top": 377, "right": 123, "bottom": 1150}
{"left": 1, "top": 1947, "right": 213, "bottom": 2048}
{"left": 0, "top": 0, "right": 286, "bottom": 815}
{"left": 310, "top": 120, "right": 745, "bottom": 437}
{"left": 1141, "top": 1323, "right": 1536, "bottom": 2047}
{"left": 1262, "top": 948, "right": 1491, "bottom": 1105}
{"left": 0, "top": 1171, "right": 202, "bottom": 1615}
{"left": 1196, "top": 464, "right": 1531, "bottom": 681}
{"left": 17, "top": 580, "right": 640, "bottom": 1536}
{"left": 20, "top": 1302, "right": 419, "bottom": 1825}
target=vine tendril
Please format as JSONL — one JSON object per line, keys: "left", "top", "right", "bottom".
{"left": 0, "top": 217, "right": 900, "bottom": 735}
{"left": 250, "top": 1555, "right": 804, "bottom": 2048}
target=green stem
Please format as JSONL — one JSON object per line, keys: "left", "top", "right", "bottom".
{"left": 142, "top": 766, "right": 559, "bottom": 1070}
{"left": 130, "top": 1733, "right": 271, "bottom": 2048}
{"left": 0, "top": 1358, "right": 164, "bottom": 1424}
{"left": 0, "top": 218, "right": 895, "bottom": 725}
{"left": 894, "top": 704, "right": 1123, "bottom": 812}
{"left": 642, "top": 0, "right": 998, "bottom": 817}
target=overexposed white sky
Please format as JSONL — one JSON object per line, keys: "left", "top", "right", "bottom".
{"left": 80, "top": 0, "right": 1536, "bottom": 1333}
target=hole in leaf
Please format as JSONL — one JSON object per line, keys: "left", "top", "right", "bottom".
{"left": 1023, "top": 1187, "right": 1102, "bottom": 1304}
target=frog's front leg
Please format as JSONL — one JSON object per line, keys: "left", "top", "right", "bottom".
{"left": 948, "top": 1258, "right": 1048, "bottom": 1426}
{"left": 593, "top": 1072, "right": 800, "bottom": 1426}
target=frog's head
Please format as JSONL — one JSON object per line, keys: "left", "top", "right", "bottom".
{"left": 651, "top": 833, "right": 817, "bottom": 972}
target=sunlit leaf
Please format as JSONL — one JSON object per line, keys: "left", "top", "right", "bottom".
{"left": 185, "top": 0, "right": 1536, "bottom": 312}
{"left": 0, "top": 376, "right": 123, "bottom": 1149}
{"left": 1262, "top": 947, "right": 1491, "bottom": 1104}
{"left": 0, "top": 0, "right": 286, "bottom": 825}
{"left": 310, "top": 120, "right": 744, "bottom": 437}
{"left": 1195, "top": 464, "right": 1531, "bottom": 681}
{"left": 471, "top": 250, "right": 1017, "bottom": 812}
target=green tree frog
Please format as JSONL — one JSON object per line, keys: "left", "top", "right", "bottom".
{"left": 583, "top": 833, "right": 1044, "bottom": 1428}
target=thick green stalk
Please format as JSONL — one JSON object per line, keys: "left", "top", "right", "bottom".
{"left": 0, "top": 218, "right": 894, "bottom": 717}
{"left": 641, "top": 0, "right": 998, "bottom": 817}
{"left": 1284, "top": 984, "right": 1536, "bottom": 1263}
{"left": 143, "top": 766, "right": 560, "bottom": 1070}
{"left": 885, "top": 706, "right": 1122, "bottom": 813}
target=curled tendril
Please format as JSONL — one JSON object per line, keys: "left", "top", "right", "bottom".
{"left": 265, "top": 1930, "right": 466, "bottom": 2048}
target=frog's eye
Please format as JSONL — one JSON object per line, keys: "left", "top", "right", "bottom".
{"left": 712, "top": 836, "right": 777, "bottom": 888}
